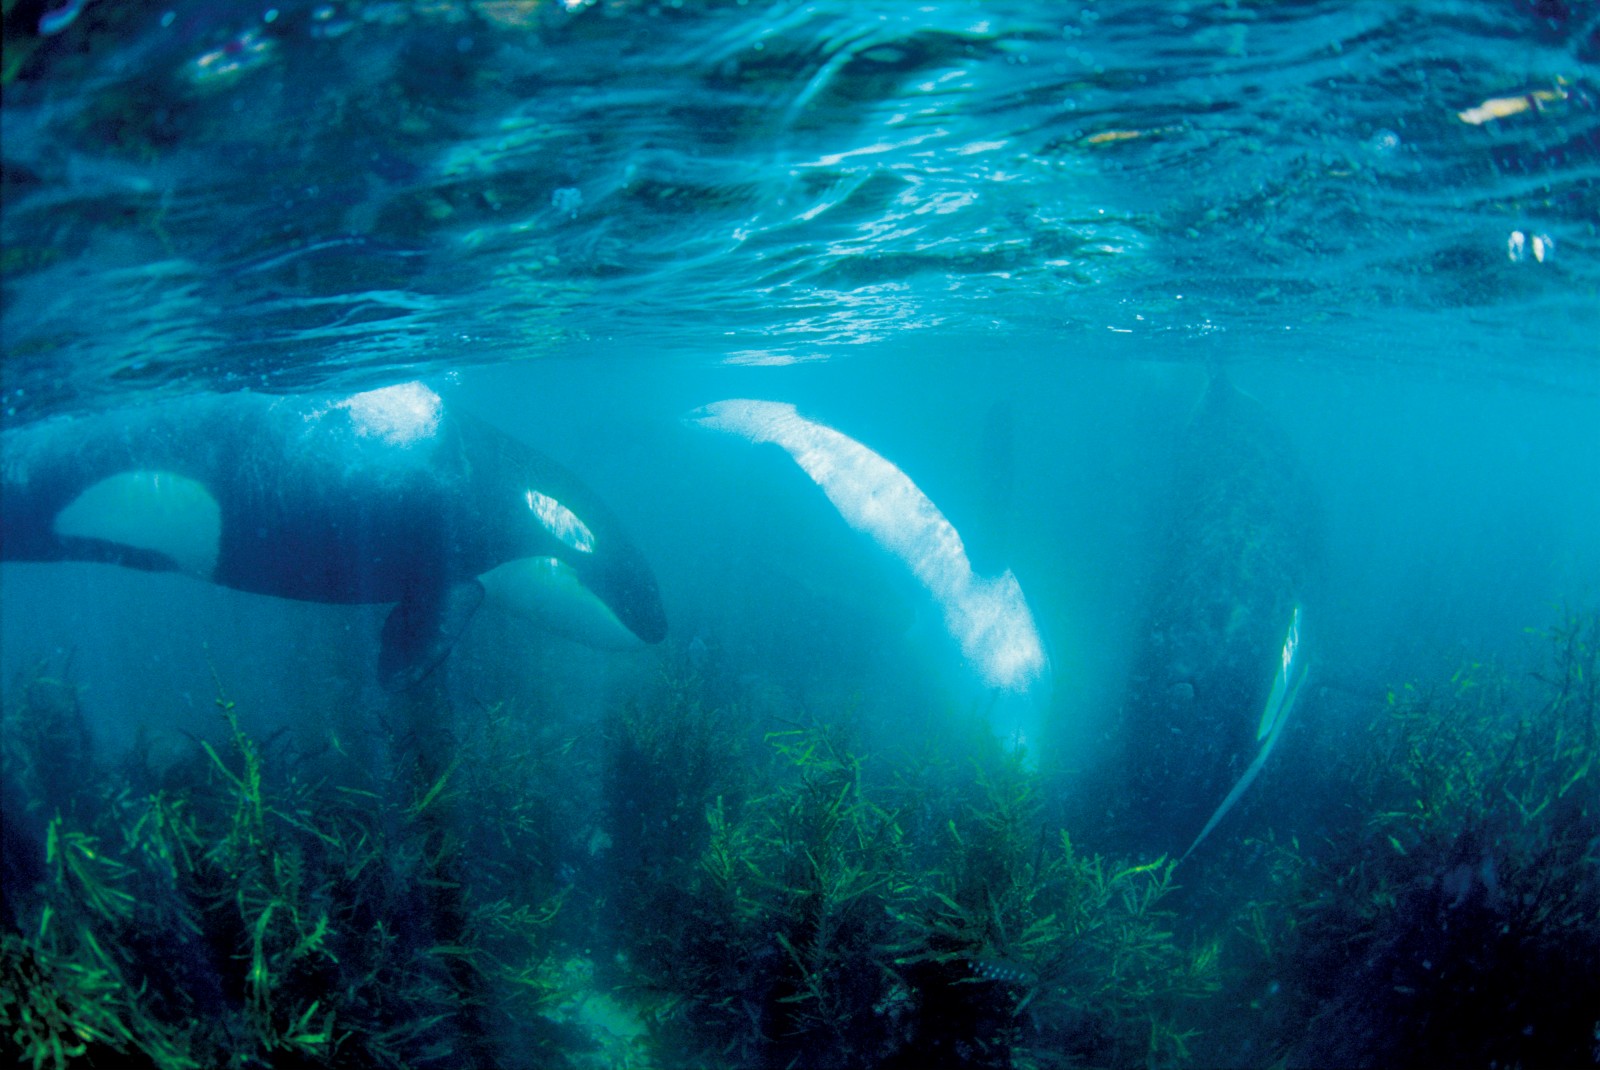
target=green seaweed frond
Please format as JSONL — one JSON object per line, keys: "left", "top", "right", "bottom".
{"left": 45, "top": 816, "right": 135, "bottom": 924}
{"left": 1248, "top": 608, "right": 1600, "bottom": 1067}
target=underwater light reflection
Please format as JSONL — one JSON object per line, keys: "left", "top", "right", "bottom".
{"left": 687, "top": 398, "right": 1048, "bottom": 697}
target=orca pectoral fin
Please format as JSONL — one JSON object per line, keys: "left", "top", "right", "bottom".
{"left": 378, "top": 581, "right": 485, "bottom": 692}
{"left": 1180, "top": 659, "right": 1310, "bottom": 863}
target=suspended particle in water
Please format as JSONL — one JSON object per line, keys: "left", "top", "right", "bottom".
{"left": 39, "top": 0, "right": 91, "bottom": 34}
{"left": 552, "top": 187, "right": 583, "bottom": 218}
{"left": 1507, "top": 230, "right": 1554, "bottom": 263}
{"left": 188, "top": 29, "right": 276, "bottom": 85}
{"left": 967, "top": 956, "right": 1038, "bottom": 986}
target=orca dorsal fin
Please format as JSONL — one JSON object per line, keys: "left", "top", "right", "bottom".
{"left": 378, "top": 580, "right": 485, "bottom": 691}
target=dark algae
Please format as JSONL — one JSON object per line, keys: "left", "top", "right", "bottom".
{"left": 5, "top": 610, "right": 1595, "bottom": 1068}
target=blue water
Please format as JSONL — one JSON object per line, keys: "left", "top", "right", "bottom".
{"left": 2, "top": 3, "right": 1598, "bottom": 1068}
{"left": 3, "top": 0, "right": 1597, "bottom": 412}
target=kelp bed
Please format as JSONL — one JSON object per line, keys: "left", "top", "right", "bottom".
{"left": 2, "top": 613, "right": 1597, "bottom": 1069}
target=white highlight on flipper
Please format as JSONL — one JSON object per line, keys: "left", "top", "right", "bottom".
{"left": 687, "top": 399, "right": 1048, "bottom": 693}
{"left": 1182, "top": 602, "right": 1308, "bottom": 862}
{"left": 53, "top": 470, "right": 221, "bottom": 579}
{"left": 1257, "top": 603, "right": 1301, "bottom": 742}
{"left": 526, "top": 490, "right": 595, "bottom": 554}
{"left": 336, "top": 382, "right": 443, "bottom": 445}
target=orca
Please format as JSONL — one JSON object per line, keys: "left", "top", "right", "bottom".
{"left": 1, "top": 383, "right": 667, "bottom": 688}
{"left": 1121, "top": 376, "right": 1320, "bottom": 854}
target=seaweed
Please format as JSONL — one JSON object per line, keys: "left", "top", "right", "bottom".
{"left": 887, "top": 748, "right": 1218, "bottom": 1070}
{"left": 1245, "top": 609, "right": 1600, "bottom": 1068}
{"left": 0, "top": 670, "right": 571, "bottom": 1070}
{"left": 7, "top": 611, "right": 1595, "bottom": 1069}
{"left": 755, "top": 722, "right": 909, "bottom": 1067}
{"left": 602, "top": 665, "right": 1218, "bottom": 1070}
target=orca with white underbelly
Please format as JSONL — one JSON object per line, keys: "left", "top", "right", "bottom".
{"left": 1, "top": 382, "right": 667, "bottom": 688}
{"left": 1120, "top": 375, "right": 1320, "bottom": 858}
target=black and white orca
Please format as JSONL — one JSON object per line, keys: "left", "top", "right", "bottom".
{"left": 1122, "top": 376, "right": 1320, "bottom": 856}
{"left": 1, "top": 382, "right": 667, "bottom": 688}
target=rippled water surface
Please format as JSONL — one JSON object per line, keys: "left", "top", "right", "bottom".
{"left": 3, "top": 0, "right": 1596, "bottom": 414}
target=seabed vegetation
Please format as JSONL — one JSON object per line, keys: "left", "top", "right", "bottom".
{"left": 2, "top": 611, "right": 1597, "bottom": 1069}
{"left": 1230, "top": 611, "right": 1600, "bottom": 1068}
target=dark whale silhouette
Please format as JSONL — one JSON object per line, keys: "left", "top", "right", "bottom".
{"left": 1121, "top": 376, "right": 1319, "bottom": 855}
{"left": 1, "top": 383, "right": 667, "bottom": 688}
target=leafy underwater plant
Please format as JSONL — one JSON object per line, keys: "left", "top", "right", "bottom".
{"left": 0, "top": 669, "right": 575, "bottom": 1070}
{"left": 886, "top": 745, "right": 1220, "bottom": 1070}
{"left": 17, "top": 608, "right": 1586, "bottom": 1070}
{"left": 753, "top": 723, "right": 911, "bottom": 1066}
{"left": 596, "top": 613, "right": 1597, "bottom": 1070}
{"left": 1244, "top": 609, "right": 1600, "bottom": 1068}
{"left": 603, "top": 663, "right": 1222, "bottom": 1070}
{"left": 602, "top": 674, "right": 909, "bottom": 1069}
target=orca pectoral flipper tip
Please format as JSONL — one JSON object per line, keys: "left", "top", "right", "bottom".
{"left": 1180, "top": 653, "right": 1310, "bottom": 863}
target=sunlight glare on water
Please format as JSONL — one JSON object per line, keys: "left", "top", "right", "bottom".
{"left": 0, "top": 0, "right": 1594, "bottom": 417}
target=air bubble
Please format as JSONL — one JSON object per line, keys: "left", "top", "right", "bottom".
{"left": 1508, "top": 231, "right": 1554, "bottom": 264}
